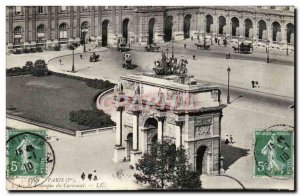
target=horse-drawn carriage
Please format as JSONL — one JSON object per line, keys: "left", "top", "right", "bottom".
{"left": 153, "top": 51, "right": 188, "bottom": 75}
{"left": 116, "top": 38, "right": 130, "bottom": 52}
{"left": 232, "top": 43, "right": 252, "bottom": 54}
{"left": 122, "top": 52, "right": 134, "bottom": 69}
{"left": 89, "top": 52, "right": 100, "bottom": 62}
{"left": 195, "top": 43, "right": 210, "bottom": 50}
{"left": 145, "top": 43, "right": 160, "bottom": 52}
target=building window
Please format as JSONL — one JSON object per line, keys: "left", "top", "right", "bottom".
{"left": 123, "top": 6, "right": 129, "bottom": 9}
{"left": 14, "top": 26, "right": 22, "bottom": 34}
{"left": 285, "top": 6, "right": 290, "bottom": 10}
{"left": 257, "top": 6, "right": 262, "bottom": 9}
{"left": 37, "top": 24, "right": 45, "bottom": 33}
{"left": 15, "top": 6, "right": 22, "bottom": 15}
{"left": 104, "top": 6, "right": 109, "bottom": 10}
{"left": 59, "top": 23, "right": 68, "bottom": 39}
{"left": 270, "top": 6, "right": 275, "bottom": 9}
{"left": 14, "top": 26, "right": 23, "bottom": 45}
{"left": 83, "top": 6, "right": 89, "bottom": 11}
{"left": 61, "top": 6, "right": 67, "bottom": 12}
{"left": 37, "top": 6, "right": 44, "bottom": 14}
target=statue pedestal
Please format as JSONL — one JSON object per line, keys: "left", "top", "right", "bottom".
{"left": 112, "top": 146, "right": 125, "bottom": 163}
{"left": 130, "top": 150, "right": 142, "bottom": 168}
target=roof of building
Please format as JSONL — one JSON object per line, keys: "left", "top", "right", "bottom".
{"left": 121, "top": 72, "right": 220, "bottom": 92}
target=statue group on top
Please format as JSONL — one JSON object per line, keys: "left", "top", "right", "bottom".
{"left": 153, "top": 50, "right": 188, "bottom": 76}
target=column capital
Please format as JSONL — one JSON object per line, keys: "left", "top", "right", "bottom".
{"left": 157, "top": 116, "right": 166, "bottom": 121}
{"left": 175, "top": 120, "right": 184, "bottom": 127}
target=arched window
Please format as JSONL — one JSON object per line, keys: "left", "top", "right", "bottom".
{"left": 14, "top": 26, "right": 22, "bottom": 34}
{"left": 15, "top": 6, "right": 22, "bottom": 15}
{"left": 37, "top": 24, "right": 45, "bottom": 33}
{"left": 59, "top": 23, "right": 68, "bottom": 40}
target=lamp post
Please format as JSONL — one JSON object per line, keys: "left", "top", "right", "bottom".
{"left": 70, "top": 44, "right": 76, "bottom": 72}
{"left": 266, "top": 39, "right": 270, "bottom": 63}
{"left": 227, "top": 66, "right": 231, "bottom": 104}
{"left": 81, "top": 26, "right": 89, "bottom": 52}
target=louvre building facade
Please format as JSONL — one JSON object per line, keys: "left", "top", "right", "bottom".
{"left": 6, "top": 6, "right": 294, "bottom": 49}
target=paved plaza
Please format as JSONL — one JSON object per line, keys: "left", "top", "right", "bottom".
{"left": 6, "top": 41, "right": 294, "bottom": 190}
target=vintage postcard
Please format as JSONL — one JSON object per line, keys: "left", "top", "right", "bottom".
{"left": 6, "top": 5, "right": 295, "bottom": 191}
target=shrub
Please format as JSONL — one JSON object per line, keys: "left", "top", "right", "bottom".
{"left": 30, "top": 48, "right": 37, "bottom": 53}
{"left": 32, "top": 59, "right": 50, "bottom": 77}
{"left": 36, "top": 47, "right": 43, "bottom": 52}
{"left": 69, "top": 109, "right": 115, "bottom": 128}
{"left": 86, "top": 79, "right": 115, "bottom": 90}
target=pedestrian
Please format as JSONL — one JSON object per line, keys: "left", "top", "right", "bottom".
{"left": 193, "top": 55, "right": 196, "bottom": 60}
{"left": 191, "top": 36, "right": 194, "bottom": 40}
{"left": 184, "top": 44, "right": 187, "bottom": 49}
{"left": 218, "top": 39, "right": 220, "bottom": 45}
{"left": 256, "top": 81, "right": 259, "bottom": 87}
{"left": 228, "top": 53, "right": 231, "bottom": 59}
{"left": 81, "top": 172, "right": 85, "bottom": 181}
{"left": 251, "top": 80, "right": 255, "bottom": 88}
{"left": 59, "top": 59, "right": 62, "bottom": 66}
{"left": 215, "top": 37, "right": 218, "bottom": 43}
{"left": 225, "top": 135, "right": 230, "bottom": 144}
{"left": 80, "top": 54, "right": 83, "bottom": 59}
{"left": 230, "top": 135, "right": 233, "bottom": 144}
{"left": 88, "top": 173, "right": 93, "bottom": 181}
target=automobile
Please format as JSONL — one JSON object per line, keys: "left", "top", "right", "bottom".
{"left": 116, "top": 38, "right": 130, "bottom": 52}
{"left": 89, "top": 52, "right": 100, "bottom": 62}
{"left": 122, "top": 52, "right": 134, "bottom": 69}
{"left": 145, "top": 43, "right": 160, "bottom": 52}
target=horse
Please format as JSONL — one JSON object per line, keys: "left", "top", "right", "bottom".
{"left": 232, "top": 46, "right": 239, "bottom": 53}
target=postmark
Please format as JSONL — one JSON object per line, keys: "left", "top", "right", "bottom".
{"left": 6, "top": 130, "right": 55, "bottom": 188}
{"left": 254, "top": 124, "right": 294, "bottom": 179}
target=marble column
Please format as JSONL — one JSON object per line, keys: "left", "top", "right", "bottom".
{"left": 54, "top": 6, "right": 59, "bottom": 40}
{"left": 157, "top": 116, "right": 165, "bottom": 142}
{"left": 118, "top": 6, "right": 122, "bottom": 37}
{"left": 47, "top": 7, "right": 52, "bottom": 40}
{"left": 24, "top": 6, "right": 29, "bottom": 44}
{"left": 175, "top": 121, "right": 184, "bottom": 148}
{"left": 91, "top": 6, "right": 95, "bottom": 38}
{"left": 112, "top": 7, "right": 116, "bottom": 35}
{"left": 115, "top": 108, "right": 123, "bottom": 146}
{"left": 76, "top": 7, "right": 81, "bottom": 39}
{"left": 31, "top": 7, "right": 36, "bottom": 42}
{"left": 70, "top": 6, "right": 74, "bottom": 39}
{"left": 97, "top": 6, "right": 102, "bottom": 44}
{"left": 8, "top": 6, "right": 13, "bottom": 46}
{"left": 132, "top": 113, "right": 139, "bottom": 150}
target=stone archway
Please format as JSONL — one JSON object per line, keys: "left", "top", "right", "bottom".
{"left": 272, "top": 21, "right": 281, "bottom": 42}
{"left": 244, "top": 18, "right": 253, "bottom": 38}
{"left": 218, "top": 16, "right": 226, "bottom": 35}
{"left": 164, "top": 15, "right": 173, "bottom": 42}
{"left": 183, "top": 14, "right": 192, "bottom": 39}
{"left": 205, "top": 14, "right": 213, "bottom": 33}
{"left": 122, "top": 18, "right": 130, "bottom": 43}
{"left": 148, "top": 18, "right": 155, "bottom": 44}
{"left": 258, "top": 20, "right": 267, "bottom": 40}
{"left": 196, "top": 145, "right": 208, "bottom": 175}
{"left": 81, "top": 21, "right": 89, "bottom": 43}
{"left": 144, "top": 117, "right": 158, "bottom": 153}
{"left": 102, "top": 20, "right": 109, "bottom": 46}
{"left": 125, "top": 133, "right": 133, "bottom": 161}
{"left": 286, "top": 23, "right": 294, "bottom": 44}
{"left": 231, "top": 17, "right": 239, "bottom": 37}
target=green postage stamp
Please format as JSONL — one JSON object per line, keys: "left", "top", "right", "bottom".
{"left": 7, "top": 130, "right": 47, "bottom": 177}
{"left": 254, "top": 130, "right": 293, "bottom": 178}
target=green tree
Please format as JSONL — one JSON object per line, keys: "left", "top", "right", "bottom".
{"left": 134, "top": 139, "right": 201, "bottom": 189}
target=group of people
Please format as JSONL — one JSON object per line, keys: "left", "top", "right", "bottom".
{"left": 225, "top": 135, "right": 234, "bottom": 145}
{"left": 154, "top": 50, "right": 188, "bottom": 75}
{"left": 81, "top": 170, "right": 98, "bottom": 181}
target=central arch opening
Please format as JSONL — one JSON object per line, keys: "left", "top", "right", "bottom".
{"left": 258, "top": 20, "right": 267, "bottom": 40}
{"left": 148, "top": 18, "right": 155, "bottom": 44}
{"left": 272, "top": 21, "right": 281, "bottom": 42}
{"left": 183, "top": 14, "right": 192, "bottom": 39}
{"left": 164, "top": 15, "right": 173, "bottom": 42}
{"left": 205, "top": 15, "right": 213, "bottom": 33}
{"left": 102, "top": 20, "right": 109, "bottom": 46}
{"left": 286, "top": 23, "right": 294, "bottom": 44}
{"left": 145, "top": 118, "right": 158, "bottom": 153}
{"left": 218, "top": 16, "right": 226, "bottom": 35}
{"left": 196, "top": 145, "right": 208, "bottom": 175}
{"left": 122, "top": 18, "right": 130, "bottom": 44}
{"left": 244, "top": 18, "right": 253, "bottom": 38}
{"left": 231, "top": 17, "right": 239, "bottom": 37}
